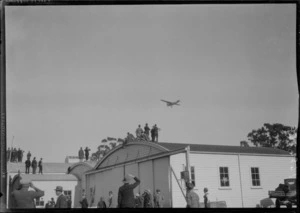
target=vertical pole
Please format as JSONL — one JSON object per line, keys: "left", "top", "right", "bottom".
{"left": 185, "top": 146, "right": 191, "bottom": 181}
{"left": 237, "top": 154, "right": 244, "bottom": 207}
{"left": 152, "top": 160, "right": 155, "bottom": 195}
{"left": 0, "top": 0, "right": 6, "bottom": 211}
{"left": 185, "top": 146, "right": 191, "bottom": 198}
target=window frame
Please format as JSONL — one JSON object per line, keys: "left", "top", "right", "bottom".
{"left": 219, "top": 166, "right": 230, "bottom": 188}
{"left": 191, "top": 166, "right": 196, "bottom": 187}
{"left": 63, "top": 190, "right": 72, "bottom": 201}
{"left": 250, "top": 167, "right": 262, "bottom": 189}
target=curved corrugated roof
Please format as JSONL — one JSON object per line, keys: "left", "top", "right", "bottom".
{"left": 68, "top": 161, "right": 97, "bottom": 171}
{"left": 158, "top": 142, "right": 291, "bottom": 155}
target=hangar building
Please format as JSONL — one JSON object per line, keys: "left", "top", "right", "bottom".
{"left": 85, "top": 141, "right": 295, "bottom": 208}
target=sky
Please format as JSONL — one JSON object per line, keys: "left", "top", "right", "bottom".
{"left": 5, "top": 4, "right": 297, "bottom": 162}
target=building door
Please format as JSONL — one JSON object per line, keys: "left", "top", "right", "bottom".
{"left": 139, "top": 161, "right": 154, "bottom": 195}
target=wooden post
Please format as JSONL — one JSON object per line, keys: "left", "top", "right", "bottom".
{"left": 185, "top": 146, "right": 191, "bottom": 181}
{"left": 185, "top": 146, "right": 191, "bottom": 199}
{"left": 0, "top": 0, "right": 6, "bottom": 211}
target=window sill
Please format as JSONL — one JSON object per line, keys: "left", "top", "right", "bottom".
{"left": 251, "top": 187, "right": 263, "bottom": 189}
{"left": 218, "top": 187, "right": 232, "bottom": 190}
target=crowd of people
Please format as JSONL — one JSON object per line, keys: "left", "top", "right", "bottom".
{"left": 6, "top": 147, "right": 25, "bottom": 163}
{"left": 10, "top": 172, "right": 209, "bottom": 209}
{"left": 24, "top": 152, "right": 43, "bottom": 175}
{"left": 122, "top": 123, "right": 161, "bottom": 148}
{"left": 135, "top": 123, "right": 160, "bottom": 142}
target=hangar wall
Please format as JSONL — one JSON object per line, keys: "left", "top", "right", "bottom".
{"left": 86, "top": 156, "right": 171, "bottom": 207}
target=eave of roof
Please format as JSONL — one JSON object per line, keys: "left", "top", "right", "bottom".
{"left": 17, "top": 174, "right": 78, "bottom": 181}
{"left": 158, "top": 142, "right": 292, "bottom": 156}
{"left": 7, "top": 162, "right": 73, "bottom": 174}
{"left": 85, "top": 148, "right": 186, "bottom": 175}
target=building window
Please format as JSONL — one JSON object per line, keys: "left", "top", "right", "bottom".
{"left": 35, "top": 198, "right": 44, "bottom": 206}
{"left": 191, "top": 166, "right": 196, "bottom": 186}
{"left": 251, "top": 167, "right": 261, "bottom": 186}
{"left": 219, "top": 167, "right": 230, "bottom": 187}
{"left": 64, "top": 190, "right": 72, "bottom": 201}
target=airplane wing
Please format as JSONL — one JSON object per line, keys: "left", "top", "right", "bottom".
{"left": 161, "top": 100, "right": 171, "bottom": 104}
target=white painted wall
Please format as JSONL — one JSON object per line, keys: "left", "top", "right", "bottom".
{"left": 170, "top": 153, "right": 188, "bottom": 208}
{"left": 32, "top": 180, "right": 78, "bottom": 208}
{"left": 170, "top": 152, "right": 296, "bottom": 208}
{"left": 239, "top": 155, "right": 296, "bottom": 207}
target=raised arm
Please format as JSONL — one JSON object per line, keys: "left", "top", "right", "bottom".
{"left": 130, "top": 176, "right": 141, "bottom": 189}
{"left": 29, "top": 182, "right": 45, "bottom": 198}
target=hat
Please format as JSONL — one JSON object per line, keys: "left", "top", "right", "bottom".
{"left": 20, "top": 178, "right": 30, "bottom": 186}
{"left": 55, "top": 186, "right": 63, "bottom": 192}
{"left": 145, "top": 189, "right": 151, "bottom": 194}
{"left": 186, "top": 182, "right": 194, "bottom": 190}
{"left": 122, "top": 174, "right": 132, "bottom": 183}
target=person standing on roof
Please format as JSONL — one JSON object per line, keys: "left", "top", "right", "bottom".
{"left": 118, "top": 173, "right": 141, "bottom": 208}
{"left": 136, "top": 125, "right": 143, "bottom": 139}
{"left": 27, "top": 151, "right": 31, "bottom": 160}
{"left": 38, "top": 158, "right": 43, "bottom": 175}
{"left": 11, "top": 179, "right": 45, "bottom": 208}
{"left": 150, "top": 126, "right": 155, "bottom": 142}
{"left": 78, "top": 147, "right": 84, "bottom": 162}
{"left": 20, "top": 149, "right": 25, "bottom": 163}
{"left": 25, "top": 158, "right": 31, "bottom": 174}
{"left": 31, "top": 157, "right": 37, "bottom": 174}
{"left": 84, "top": 147, "right": 91, "bottom": 161}
{"left": 12, "top": 148, "right": 17, "bottom": 162}
{"left": 144, "top": 123, "right": 150, "bottom": 137}
{"left": 153, "top": 124, "right": 159, "bottom": 142}
{"left": 17, "top": 148, "right": 22, "bottom": 162}
{"left": 7, "top": 148, "right": 11, "bottom": 162}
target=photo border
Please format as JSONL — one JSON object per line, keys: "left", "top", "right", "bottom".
{"left": 0, "top": 0, "right": 299, "bottom": 212}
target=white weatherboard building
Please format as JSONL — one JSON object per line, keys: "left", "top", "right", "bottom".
{"left": 7, "top": 162, "right": 78, "bottom": 208}
{"left": 85, "top": 141, "right": 296, "bottom": 208}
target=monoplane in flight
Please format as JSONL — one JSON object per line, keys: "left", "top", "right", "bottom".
{"left": 161, "top": 99, "right": 180, "bottom": 107}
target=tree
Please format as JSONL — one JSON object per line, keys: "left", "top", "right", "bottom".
{"left": 90, "top": 137, "right": 124, "bottom": 162}
{"left": 243, "top": 123, "right": 297, "bottom": 155}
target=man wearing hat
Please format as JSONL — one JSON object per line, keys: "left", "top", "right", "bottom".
{"left": 142, "top": 189, "right": 153, "bottom": 208}
{"left": 54, "top": 186, "right": 68, "bottom": 208}
{"left": 154, "top": 189, "right": 164, "bottom": 208}
{"left": 118, "top": 173, "right": 140, "bottom": 208}
{"left": 186, "top": 182, "right": 200, "bottom": 208}
{"left": 11, "top": 178, "right": 44, "bottom": 208}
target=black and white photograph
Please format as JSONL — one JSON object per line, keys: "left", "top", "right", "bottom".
{"left": 1, "top": 1, "right": 298, "bottom": 210}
